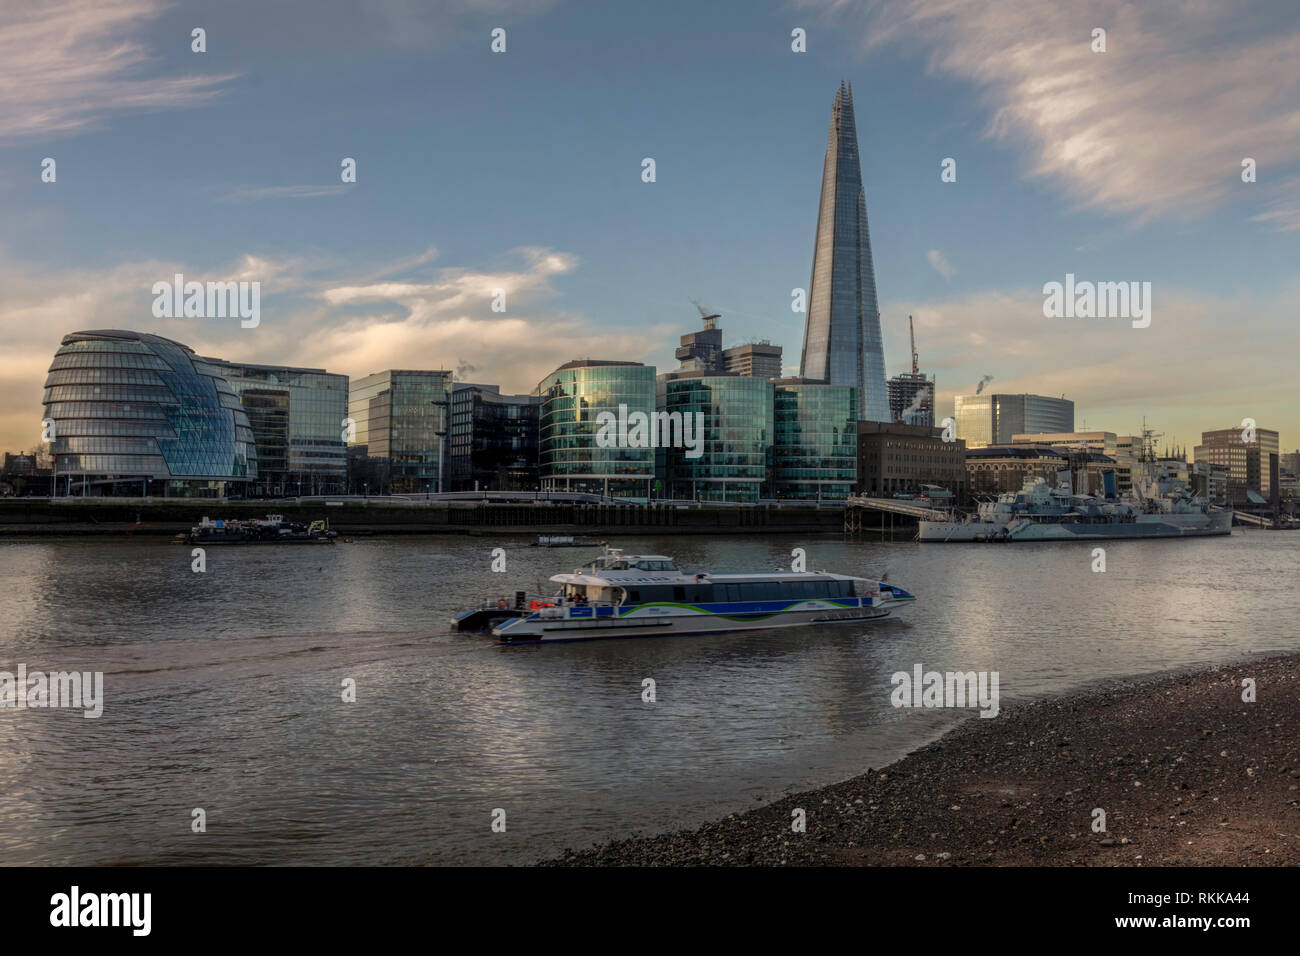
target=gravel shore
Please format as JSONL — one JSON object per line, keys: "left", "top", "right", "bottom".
{"left": 546, "top": 654, "right": 1300, "bottom": 866}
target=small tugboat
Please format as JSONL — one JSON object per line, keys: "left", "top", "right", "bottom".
{"left": 178, "top": 514, "right": 338, "bottom": 545}
{"left": 451, "top": 546, "right": 914, "bottom": 644}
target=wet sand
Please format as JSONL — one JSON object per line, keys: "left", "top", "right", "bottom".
{"left": 546, "top": 654, "right": 1300, "bottom": 866}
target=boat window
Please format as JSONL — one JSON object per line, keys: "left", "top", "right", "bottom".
{"left": 627, "top": 586, "right": 674, "bottom": 603}
{"left": 632, "top": 560, "right": 677, "bottom": 571}
{"left": 672, "top": 586, "right": 685, "bottom": 602}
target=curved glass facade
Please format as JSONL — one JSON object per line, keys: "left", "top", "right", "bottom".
{"left": 661, "top": 373, "right": 772, "bottom": 502}
{"left": 42, "top": 330, "right": 257, "bottom": 494}
{"left": 773, "top": 381, "right": 857, "bottom": 499}
{"left": 538, "top": 361, "right": 655, "bottom": 498}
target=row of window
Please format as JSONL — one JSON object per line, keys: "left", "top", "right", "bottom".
{"left": 624, "top": 579, "right": 854, "bottom": 604}
{"left": 52, "top": 454, "right": 169, "bottom": 474}
{"left": 56, "top": 340, "right": 152, "bottom": 354}
{"left": 45, "top": 369, "right": 168, "bottom": 387}
{"left": 54, "top": 437, "right": 161, "bottom": 455}
{"left": 45, "top": 385, "right": 174, "bottom": 403}
{"left": 50, "top": 352, "right": 172, "bottom": 371}
{"left": 48, "top": 419, "right": 176, "bottom": 438}
{"left": 44, "top": 402, "right": 171, "bottom": 420}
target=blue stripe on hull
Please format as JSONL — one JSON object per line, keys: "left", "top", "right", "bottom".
{"left": 493, "top": 605, "right": 908, "bottom": 645}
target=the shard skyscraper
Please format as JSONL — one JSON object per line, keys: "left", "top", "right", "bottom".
{"left": 800, "top": 81, "right": 889, "bottom": 422}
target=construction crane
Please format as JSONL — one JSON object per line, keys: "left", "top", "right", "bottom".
{"left": 691, "top": 298, "right": 721, "bottom": 330}
{"left": 909, "top": 314, "right": 919, "bottom": 375}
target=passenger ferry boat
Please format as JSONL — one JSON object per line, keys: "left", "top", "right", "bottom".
{"left": 452, "top": 548, "right": 915, "bottom": 644}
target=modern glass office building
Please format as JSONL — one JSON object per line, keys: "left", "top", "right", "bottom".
{"left": 349, "top": 370, "right": 452, "bottom": 494}
{"left": 448, "top": 383, "right": 540, "bottom": 491}
{"left": 42, "top": 329, "right": 257, "bottom": 496}
{"left": 202, "top": 358, "right": 349, "bottom": 496}
{"left": 537, "top": 360, "right": 656, "bottom": 498}
{"left": 800, "top": 81, "right": 890, "bottom": 422}
{"left": 772, "top": 379, "right": 857, "bottom": 499}
{"left": 954, "top": 393, "right": 1075, "bottom": 449}
{"left": 659, "top": 371, "right": 773, "bottom": 502}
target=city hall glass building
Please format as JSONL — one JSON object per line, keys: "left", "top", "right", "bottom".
{"left": 203, "top": 358, "right": 348, "bottom": 496}
{"left": 537, "top": 360, "right": 656, "bottom": 498}
{"left": 659, "top": 371, "right": 773, "bottom": 502}
{"left": 772, "top": 379, "right": 857, "bottom": 499}
{"left": 42, "top": 330, "right": 257, "bottom": 496}
{"left": 348, "top": 370, "right": 452, "bottom": 494}
{"left": 800, "top": 82, "right": 890, "bottom": 422}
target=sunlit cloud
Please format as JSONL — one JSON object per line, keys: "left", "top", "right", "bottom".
{"left": 887, "top": 282, "right": 1300, "bottom": 441}
{"left": 0, "top": 245, "right": 672, "bottom": 449}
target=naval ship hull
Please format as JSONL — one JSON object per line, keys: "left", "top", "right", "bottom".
{"left": 918, "top": 509, "right": 1233, "bottom": 542}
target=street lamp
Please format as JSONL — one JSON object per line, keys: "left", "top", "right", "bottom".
{"left": 430, "top": 396, "right": 449, "bottom": 495}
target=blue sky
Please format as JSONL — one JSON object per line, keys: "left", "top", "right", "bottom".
{"left": 2, "top": 0, "right": 1298, "bottom": 453}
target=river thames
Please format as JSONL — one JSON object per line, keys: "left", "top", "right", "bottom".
{"left": 0, "top": 531, "right": 1295, "bottom": 865}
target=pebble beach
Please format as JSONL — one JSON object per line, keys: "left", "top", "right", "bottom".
{"left": 547, "top": 654, "right": 1300, "bottom": 866}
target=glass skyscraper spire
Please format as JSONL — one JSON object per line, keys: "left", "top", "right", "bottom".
{"left": 800, "top": 81, "right": 889, "bottom": 422}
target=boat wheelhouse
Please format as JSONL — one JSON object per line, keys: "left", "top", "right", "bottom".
{"left": 454, "top": 547, "right": 915, "bottom": 644}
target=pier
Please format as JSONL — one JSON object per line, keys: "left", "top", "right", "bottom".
{"left": 0, "top": 497, "right": 847, "bottom": 537}
{"left": 843, "top": 495, "right": 951, "bottom": 535}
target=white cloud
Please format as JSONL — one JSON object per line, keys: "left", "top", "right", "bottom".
{"left": 806, "top": 0, "right": 1300, "bottom": 225}
{"left": 357, "top": 0, "right": 558, "bottom": 49}
{"left": 1248, "top": 175, "right": 1300, "bottom": 231}
{"left": 0, "top": 245, "right": 672, "bottom": 449}
{"left": 0, "top": 0, "right": 238, "bottom": 144}
{"left": 221, "top": 185, "right": 351, "bottom": 202}
{"left": 926, "top": 248, "right": 954, "bottom": 279}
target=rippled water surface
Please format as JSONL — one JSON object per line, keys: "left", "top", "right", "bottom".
{"left": 0, "top": 531, "right": 1295, "bottom": 865}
